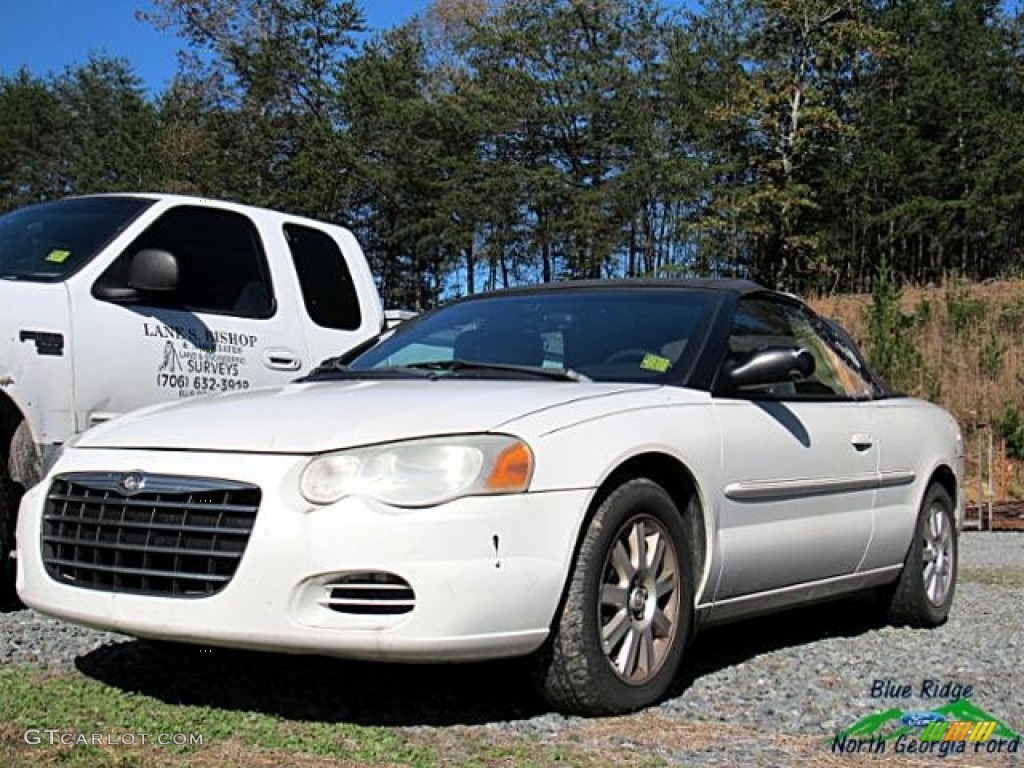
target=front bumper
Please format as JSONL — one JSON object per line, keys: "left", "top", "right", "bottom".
{"left": 16, "top": 448, "right": 592, "bottom": 661}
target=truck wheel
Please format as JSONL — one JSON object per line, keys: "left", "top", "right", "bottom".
{"left": 880, "top": 483, "right": 957, "bottom": 627}
{"left": 0, "top": 459, "right": 14, "bottom": 564}
{"left": 530, "top": 478, "right": 693, "bottom": 715}
{"left": 0, "top": 459, "right": 18, "bottom": 607}
{"left": 2, "top": 421, "right": 40, "bottom": 573}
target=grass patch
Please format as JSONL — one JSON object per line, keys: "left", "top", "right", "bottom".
{"left": 0, "top": 664, "right": 636, "bottom": 767}
{"left": 0, "top": 665, "right": 435, "bottom": 767}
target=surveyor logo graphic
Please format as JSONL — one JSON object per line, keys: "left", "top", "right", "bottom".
{"left": 158, "top": 340, "right": 183, "bottom": 373}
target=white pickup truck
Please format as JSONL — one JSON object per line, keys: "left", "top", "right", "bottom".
{"left": 0, "top": 193, "right": 385, "bottom": 574}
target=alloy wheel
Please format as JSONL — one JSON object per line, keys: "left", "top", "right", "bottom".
{"left": 922, "top": 500, "right": 954, "bottom": 605}
{"left": 598, "top": 514, "right": 681, "bottom": 684}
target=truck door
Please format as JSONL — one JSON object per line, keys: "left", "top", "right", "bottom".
{"left": 70, "top": 204, "right": 309, "bottom": 431}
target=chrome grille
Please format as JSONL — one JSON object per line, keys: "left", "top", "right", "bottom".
{"left": 42, "top": 472, "right": 260, "bottom": 598}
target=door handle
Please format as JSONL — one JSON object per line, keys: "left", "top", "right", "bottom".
{"left": 850, "top": 433, "right": 874, "bottom": 451}
{"left": 263, "top": 348, "right": 302, "bottom": 371}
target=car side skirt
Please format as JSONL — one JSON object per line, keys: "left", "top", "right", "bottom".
{"left": 697, "top": 564, "right": 902, "bottom": 627}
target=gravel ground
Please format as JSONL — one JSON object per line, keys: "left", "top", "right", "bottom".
{"left": 2, "top": 532, "right": 1022, "bottom": 766}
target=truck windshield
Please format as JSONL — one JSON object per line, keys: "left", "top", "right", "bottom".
{"left": 0, "top": 196, "right": 154, "bottom": 282}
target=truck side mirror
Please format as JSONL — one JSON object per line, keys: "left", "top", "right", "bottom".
{"left": 130, "top": 249, "right": 180, "bottom": 293}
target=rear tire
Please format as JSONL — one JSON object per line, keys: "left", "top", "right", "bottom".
{"left": 880, "top": 483, "right": 957, "bottom": 627}
{"left": 530, "top": 478, "right": 693, "bottom": 715}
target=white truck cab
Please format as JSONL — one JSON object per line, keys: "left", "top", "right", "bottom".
{"left": 0, "top": 193, "right": 385, "bottom": 572}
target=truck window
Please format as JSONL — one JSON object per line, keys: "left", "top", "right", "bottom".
{"left": 283, "top": 223, "right": 361, "bottom": 331}
{"left": 95, "top": 206, "right": 275, "bottom": 319}
{"left": 0, "top": 196, "right": 154, "bottom": 282}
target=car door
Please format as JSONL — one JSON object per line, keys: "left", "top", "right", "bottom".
{"left": 710, "top": 296, "right": 879, "bottom": 601}
{"left": 70, "top": 204, "right": 308, "bottom": 431}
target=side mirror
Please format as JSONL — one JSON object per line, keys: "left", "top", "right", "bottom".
{"left": 130, "top": 249, "right": 179, "bottom": 293}
{"left": 726, "top": 347, "right": 816, "bottom": 390}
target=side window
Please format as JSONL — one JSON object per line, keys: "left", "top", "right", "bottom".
{"left": 95, "top": 206, "right": 274, "bottom": 319}
{"left": 283, "top": 224, "right": 361, "bottom": 331}
{"left": 723, "top": 298, "right": 873, "bottom": 400}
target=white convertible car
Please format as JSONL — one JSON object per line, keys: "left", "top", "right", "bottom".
{"left": 17, "top": 280, "right": 963, "bottom": 714}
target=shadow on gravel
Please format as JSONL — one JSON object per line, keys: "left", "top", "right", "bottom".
{"left": 668, "top": 592, "right": 886, "bottom": 700}
{"left": 75, "top": 593, "right": 886, "bottom": 727}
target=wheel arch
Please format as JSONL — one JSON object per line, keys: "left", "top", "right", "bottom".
{"left": 589, "top": 452, "right": 710, "bottom": 604}
{"left": 926, "top": 462, "right": 959, "bottom": 529}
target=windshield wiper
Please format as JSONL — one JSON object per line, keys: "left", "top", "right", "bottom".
{"left": 402, "top": 360, "right": 589, "bottom": 382}
{"left": 298, "top": 365, "right": 433, "bottom": 382}
{"left": 301, "top": 359, "right": 590, "bottom": 383}
{"left": 306, "top": 357, "right": 348, "bottom": 376}
{"left": 0, "top": 271, "right": 57, "bottom": 280}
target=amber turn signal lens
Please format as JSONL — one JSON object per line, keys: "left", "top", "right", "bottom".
{"left": 485, "top": 441, "right": 533, "bottom": 492}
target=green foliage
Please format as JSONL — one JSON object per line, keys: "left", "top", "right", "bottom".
{"left": 918, "top": 363, "right": 942, "bottom": 403}
{"left": 1, "top": 0, "right": 1024, "bottom": 303}
{"left": 997, "top": 300, "right": 1024, "bottom": 333}
{"left": 863, "top": 258, "right": 919, "bottom": 390}
{"left": 0, "top": 69, "right": 69, "bottom": 211}
{"left": 945, "top": 279, "right": 988, "bottom": 335}
{"left": 913, "top": 296, "right": 933, "bottom": 327}
{"left": 979, "top": 330, "right": 1006, "bottom": 375}
{"left": 992, "top": 401, "right": 1024, "bottom": 461}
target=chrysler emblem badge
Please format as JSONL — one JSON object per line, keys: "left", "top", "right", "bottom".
{"left": 119, "top": 472, "right": 145, "bottom": 495}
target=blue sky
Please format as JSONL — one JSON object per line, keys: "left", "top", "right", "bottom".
{"left": 0, "top": 0, "right": 434, "bottom": 93}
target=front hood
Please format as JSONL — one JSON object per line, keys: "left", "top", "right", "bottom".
{"left": 78, "top": 379, "right": 651, "bottom": 453}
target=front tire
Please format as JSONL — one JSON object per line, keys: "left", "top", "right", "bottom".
{"left": 531, "top": 478, "right": 693, "bottom": 715}
{"left": 881, "top": 483, "right": 957, "bottom": 627}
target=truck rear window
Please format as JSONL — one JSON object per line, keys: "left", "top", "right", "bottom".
{"left": 284, "top": 223, "right": 362, "bottom": 331}
{"left": 0, "top": 196, "right": 154, "bottom": 282}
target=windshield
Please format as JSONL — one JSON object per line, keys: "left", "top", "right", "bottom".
{"left": 0, "top": 196, "right": 155, "bottom": 282}
{"left": 347, "top": 288, "right": 721, "bottom": 383}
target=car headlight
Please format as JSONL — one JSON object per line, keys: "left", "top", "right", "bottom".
{"left": 300, "top": 434, "right": 534, "bottom": 507}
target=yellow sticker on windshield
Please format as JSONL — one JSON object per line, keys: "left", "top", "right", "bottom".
{"left": 640, "top": 354, "right": 671, "bottom": 373}
{"left": 45, "top": 249, "right": 71, "bottom": 263}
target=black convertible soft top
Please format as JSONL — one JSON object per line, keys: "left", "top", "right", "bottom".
{"left": 453, "top": 277, "right": 772, "bottom": 300}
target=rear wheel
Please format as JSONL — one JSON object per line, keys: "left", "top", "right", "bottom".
{"left": 530, "top": 478, "right": 693, "bottom": 715}
{"left": 880, "top": 483, "right": 957, "bottom": 627}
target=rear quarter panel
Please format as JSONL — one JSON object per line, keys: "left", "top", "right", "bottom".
{"left": 861, "top": 396, "right": 961, "bottom": 571}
